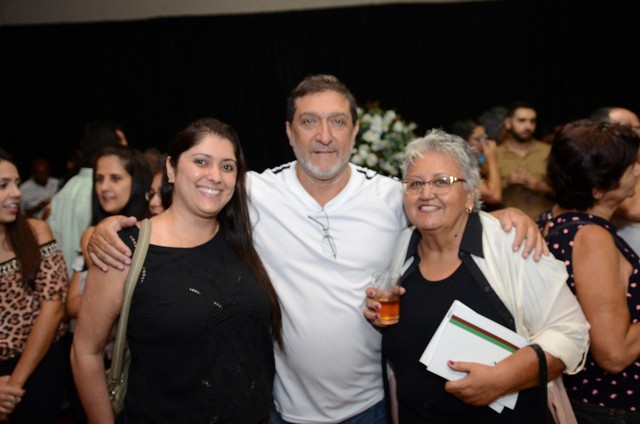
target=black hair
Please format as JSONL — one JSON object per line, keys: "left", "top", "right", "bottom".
{"left": 90, "top": 145, "right": 152, "bottom": 225}
{"left": 450, "top": 119, "right": 481, "bottom": 141}
{"left": 547, "top": 120, "right": 640, "bottom": 210}
{"left": 0, "top": 148, "right": 40, "bottom": 288}
{"left": 507, "top": 101, "right": 537, "bottom": 117}
{"left": 286, "top": 74, "right": 358, "bottom": 125}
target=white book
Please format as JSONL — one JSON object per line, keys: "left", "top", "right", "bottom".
{"left": 419, "top": 300, "right": 529, "bottom": 413}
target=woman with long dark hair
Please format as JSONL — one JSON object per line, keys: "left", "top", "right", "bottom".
{"left": 0, "top": 149, "right": 68, "bottom": 423}
{"left": 71, "top": 118, "right": 282, "bottom": 423}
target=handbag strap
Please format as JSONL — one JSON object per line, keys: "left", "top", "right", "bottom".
{"left": 108, "top": 218, "right": 151, "bottom": 387}
{"left": 530, "top": 343, "right": 551, "bottom": 424}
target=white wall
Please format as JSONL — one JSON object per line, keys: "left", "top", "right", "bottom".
{"left": 0, "top": 0, "right": 485, "bottom": 26}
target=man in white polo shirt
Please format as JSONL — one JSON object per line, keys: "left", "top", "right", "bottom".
{"left": 247, "top": 75, "right": 406, "bottom": 423}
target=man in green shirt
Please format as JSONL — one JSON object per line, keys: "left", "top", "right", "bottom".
{"left": 497, "top": 102, "right": 554, "bottom": 220}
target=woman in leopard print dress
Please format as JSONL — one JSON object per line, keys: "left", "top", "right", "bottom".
{"left": 0, "top": 149, "right": 68, "bottom": 423}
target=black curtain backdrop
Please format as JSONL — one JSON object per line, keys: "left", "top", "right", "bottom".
{"left": 2, "top": 1, "right": 638, "bottom": 178}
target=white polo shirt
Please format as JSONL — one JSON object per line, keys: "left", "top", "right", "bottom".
{"left": 248, "top": 162, "right": 407, "bottom": 423}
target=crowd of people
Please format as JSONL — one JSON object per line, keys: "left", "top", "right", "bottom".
{"left": 1, "top": 73, "right": 639, "bottom": 424}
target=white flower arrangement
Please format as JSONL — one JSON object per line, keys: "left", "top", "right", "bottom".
{"left": 350, "top": 102, "right": 418, "bottom": 177}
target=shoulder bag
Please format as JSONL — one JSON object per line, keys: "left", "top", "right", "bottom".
{"left": 106, "top": 218, "right": 151, "bottom": 415}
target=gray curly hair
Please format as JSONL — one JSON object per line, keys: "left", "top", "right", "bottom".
{"left": 402, "top": 128, "right": 483, "bottom": 212}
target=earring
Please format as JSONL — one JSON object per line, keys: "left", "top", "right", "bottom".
{"left": 465, "top": 206, "right": 473, "bottom": 214}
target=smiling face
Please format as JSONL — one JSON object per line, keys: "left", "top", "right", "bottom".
{"left": 94, "top": 155, "right": 133, "bottom": 215}
{"left": 403, "top": 150, "right": 475, "bottom": 234}
{"left": 286, "top": 90, "right": 359, "bottom": 182}
{"left": 167, "top": 133, "right": 237, "bottom": 219}
{"left": 0, "top": 160, "right": 21, "bottom": 225}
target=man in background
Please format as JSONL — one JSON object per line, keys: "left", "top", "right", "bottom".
{"left": 497, "top": 101, "right": 554, "bottom": 219}
{"left": 20, "top": 157, "right": 60, "bottom": 219}
{"left": 589, "top": 107, "right": 640, "bottom": 129}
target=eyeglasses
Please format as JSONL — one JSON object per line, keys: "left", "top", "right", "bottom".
{"left": 403, "top": 175, "right": 466, "bottom": 195}
{"left": 145, "top": 190, "right": 159, "bottom": 202}
{"left": 307, "top": 209, "right": 337, "bottom": 259}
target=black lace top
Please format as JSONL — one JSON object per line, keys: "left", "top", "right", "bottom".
{"left": 118, "top": 226, "right": 275, "bottom": 423}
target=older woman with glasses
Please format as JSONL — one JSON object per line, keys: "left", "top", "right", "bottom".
{"left": 364, "top": 129, "right": 589, "bottom": 423}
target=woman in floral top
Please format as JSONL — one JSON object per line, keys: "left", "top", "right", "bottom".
{"left": 0, "top": 149, "right": 68, "bottom": 423}
{"left": 539, "top": 120, "right": 640, "bottom": 423}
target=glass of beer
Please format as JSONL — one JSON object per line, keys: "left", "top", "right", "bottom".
{"left": 372, "top": 270, "right": 400, "bottom": 325}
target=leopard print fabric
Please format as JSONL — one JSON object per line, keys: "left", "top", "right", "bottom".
{"left": 0, "top": 240, "right": 68, "bottom": 361}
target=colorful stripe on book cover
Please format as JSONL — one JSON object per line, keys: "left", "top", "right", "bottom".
{"left": 450, "top": 314, "right": 519, "bottom": 353}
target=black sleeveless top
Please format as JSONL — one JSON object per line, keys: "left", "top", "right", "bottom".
{"left": 542, "top": 211, "right": 640, "bottom": 412}
{"left": 118, "top": 226, "right": 275, "bottom": 423}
